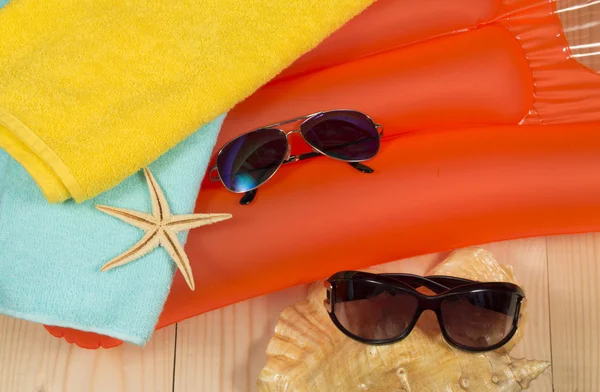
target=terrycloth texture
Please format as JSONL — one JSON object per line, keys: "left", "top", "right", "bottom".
{"left": 0, "top": 0, "right": 374, "bottom": 203}
{"left": 0, "top": 115, "right": 225, "bottom": 345}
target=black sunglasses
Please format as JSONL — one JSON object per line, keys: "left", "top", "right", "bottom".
{"left": 324, "top": 271, "right": 525, "bottom": 352}
{"left": 209, "top": 110, "right": 382, "bottom": 205}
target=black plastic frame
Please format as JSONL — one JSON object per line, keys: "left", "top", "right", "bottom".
{"left": 324, "top": 270, "right": 525, "bottom": 352}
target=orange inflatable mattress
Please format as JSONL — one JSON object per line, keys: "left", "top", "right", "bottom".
{"left": 48, "top": 0, "right": 600, "bottom": 348}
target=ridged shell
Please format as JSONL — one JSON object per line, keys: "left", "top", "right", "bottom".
{"left": 257, "top": 248, "right": 549, "bottom": 391}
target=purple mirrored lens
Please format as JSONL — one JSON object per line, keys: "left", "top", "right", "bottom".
{"left": 300, "top": 110, "right": 379, "bottom": 161}
{"left": 216, "top": 128, "right": 288, "bottom": 193}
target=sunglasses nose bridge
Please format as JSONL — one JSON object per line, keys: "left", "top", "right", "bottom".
{"left": 416, "top": 294, "right": 440, "bottom": 311}
{"left": 286, "top": 129, "right": 301, "bottom": 142}
{"left": 411, "top": 296, "right": 439, "bottom": 323}
{"left": 283, "top": 130, "right": 301, "bottom": 161}
{"left": 412, "top": 308, "right": 444, "bottom": 335}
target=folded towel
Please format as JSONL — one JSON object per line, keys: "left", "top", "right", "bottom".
{"left": 0, "top": 0, "right": 374, "bottom": 203}
{"left": 0, "top": 115, "right": 225, "bottom": 345}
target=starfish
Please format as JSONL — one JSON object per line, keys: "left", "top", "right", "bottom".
{"left": 96, "top": 167, "right": 232, "bottom": 291}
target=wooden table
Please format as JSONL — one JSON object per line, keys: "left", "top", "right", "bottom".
{"left": 0, "top": 1, "right": 598, "bottom": 391}
{"left": 1, "top": 234, "right": 600, "bottom": 392}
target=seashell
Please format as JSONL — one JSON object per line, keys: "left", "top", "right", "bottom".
{"left": 257, "top": 248, "right": 549, "bottom": 391}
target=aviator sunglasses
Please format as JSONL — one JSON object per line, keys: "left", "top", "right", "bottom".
{"left": 209, "top": 110, "right": 382, "bottom": 204}
{"left": 324, "top": 271, "right": 525, "bottom": 352}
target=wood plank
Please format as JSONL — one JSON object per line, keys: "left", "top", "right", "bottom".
{"left": 173, "top": 286, "right": 308, "bottom": 392}
{"left": 1, "top": 3, "right": 597, "bottom": 392}
{"left": 547, "top": 234, "right": 600, "bottom": 392}
{"left": 0, "top": 316, "right": 176, "bottom": 392}
{"left": 481, "top": 238, "right": 553, "bottom": 392}
{"left": 558, "top": 0, "right": 600, "bottom": 71}
{"left": 172, "top": 253, "right": 442, "bottom": 392}
{"left": 372, "top": 240, "right": 552, "bottom": 392}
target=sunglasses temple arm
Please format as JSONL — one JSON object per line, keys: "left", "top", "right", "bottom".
{"left": 349, "top": 162, "right": 374, "bottom": 173}
{"left": 287, "top": 152, "right": 374, "bottom": 173}
{"left": 240, "top": 189, "right": 257, "bottom": 205}
{"left": 284, "top": 151, "right": 320, "bottom": 162}
{"left": 239, "top": 166, "right": 275, "bottom": 204}
{"left": 239, "top": 166, "right": 273, "bottom": 205}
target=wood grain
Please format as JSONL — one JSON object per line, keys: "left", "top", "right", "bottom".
{"left": 547, "top": 234, "right": 600, "bottom": 392}
{"left": 0, "top": 3, "right": 598, "bottom": 392}
{"left": 480, "top": 238, "right": 553, "bottom": 392}
{"left": 173, "top": 286, "right": 308, "bottom": 392}
{"left": 558, "top": 0, "right": 600, "bottom": 71}
{"left": 0, "top": 317, "right": 176, "bottom": 392}
{"left": 174, "top": 242, "right": 553, "bottom": 391}
{"left": 349, "top": 240, "right": 552, "bottom": 392}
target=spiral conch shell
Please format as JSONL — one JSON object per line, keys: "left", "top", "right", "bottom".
{"left": 257, "top": 248, "right": 550, "bottom": 391}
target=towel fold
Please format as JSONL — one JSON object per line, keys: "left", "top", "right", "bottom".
{"left": 0, "top": 115, "right": 224, "bottom": 345}
{"left": 0, "top": 0, "right": 374, "bottom": 203}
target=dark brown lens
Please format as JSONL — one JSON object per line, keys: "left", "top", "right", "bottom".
{"left": 333, "top": 280, "right": 418, "bottom": 341}
{"left": 440, "top": 291, "right": 519, "bottom": 349}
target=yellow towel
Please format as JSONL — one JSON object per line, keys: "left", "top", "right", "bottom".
{"left": 0, "top": 0, "right": 374, "bottom": 203}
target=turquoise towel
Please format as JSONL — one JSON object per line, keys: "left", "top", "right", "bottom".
{"left": 0, "top": 115, "right": 225, "bottom": 345}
